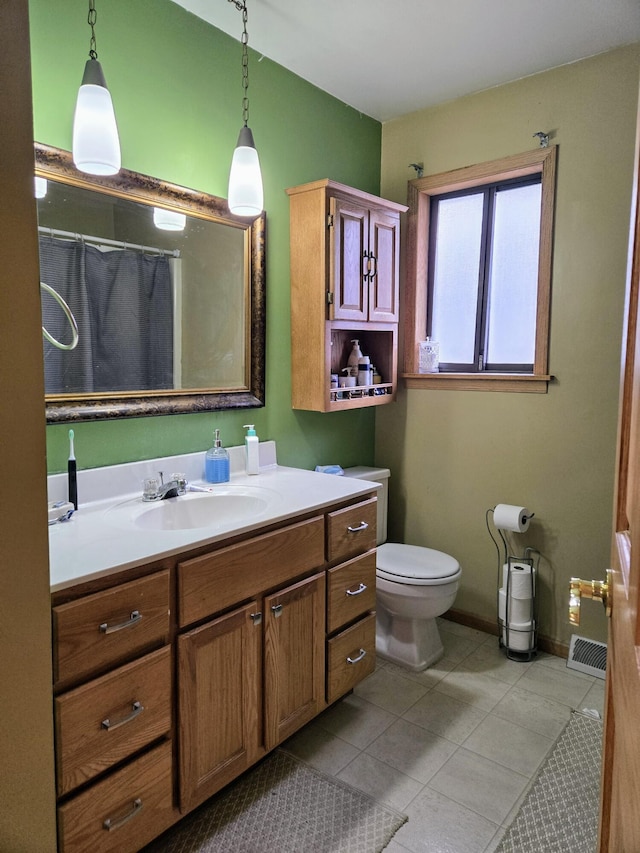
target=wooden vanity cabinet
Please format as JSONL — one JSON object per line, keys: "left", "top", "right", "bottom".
{"left": 287, "top": 179, "right": 407, "bottom": 412}
{"left": 51, "top": 491, "right": 378, "bottom": 851}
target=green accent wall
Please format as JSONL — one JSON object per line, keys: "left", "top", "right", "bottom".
{"left": 29, "top": 0, "right": 382, "bottom": 473}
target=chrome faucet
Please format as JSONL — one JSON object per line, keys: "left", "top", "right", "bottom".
{"left": 142, "top": 472, "right": 187, "bottom": 501}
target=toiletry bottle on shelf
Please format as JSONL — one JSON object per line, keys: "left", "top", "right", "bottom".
{"left": 347, "top": 339, "right": 363, "bottom": 373}
{"left": 357, "top": 355, "right": 372, "bottom": 386}
{"left": 205, "top": 429, "right": 230, "bottom": 483}
{"left": 243, "top": 424, "right": 259, "bottom": 475}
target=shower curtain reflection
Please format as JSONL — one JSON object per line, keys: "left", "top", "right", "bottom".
{"left": 40, "top": 236, "right": 174, "bottom": 394}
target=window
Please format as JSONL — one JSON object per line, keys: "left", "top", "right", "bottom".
{"left": 404, "top": 146, "right": 556, "bottom": 392}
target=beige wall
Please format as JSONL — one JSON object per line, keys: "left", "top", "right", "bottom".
{"left": 378, "top": 45, "right": 640, "bottom": 648}
{"left": 0, "top": 2, "right": 57, "bottom": 850}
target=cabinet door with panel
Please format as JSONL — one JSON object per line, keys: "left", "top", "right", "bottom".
{"left": 178, "top": 601, "right": 262, "bottom": 813}
{"left": 263, "top": 572, "right": 326, "bottom": 750}
{"left": 330, "top": 197, "right": 401, "bottom": 324}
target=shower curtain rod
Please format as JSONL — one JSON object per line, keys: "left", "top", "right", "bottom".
{"left": 38, "top": 225, "right": 181, "bottom": 258}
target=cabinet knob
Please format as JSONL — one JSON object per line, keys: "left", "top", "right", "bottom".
{"left": 271, "top": 604, "right": 284, "bottom": 618}
{"left": 250, "top": 611, "right": 262, "bottom": 625}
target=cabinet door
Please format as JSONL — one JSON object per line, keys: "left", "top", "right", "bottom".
{"left": 368, "top": 208, "right": 400, "bottom": 322}
{"left": 330, "top": 197, "right": 368, "bottom": 321}
{"left": 264, "top": 572, "right": 326, "bottom": 750}
{"left": 178, "top": 601, "right": 262, "bottom": 813}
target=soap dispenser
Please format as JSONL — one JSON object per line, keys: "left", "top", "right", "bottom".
{"left": 205, "top": 429, "right": 230, "bottom": 483}
{"left": 347, "top": 339, "right": 363, "bottom": 374}
{"left": 243, "top": 424, "right": 259, "bottom": 475}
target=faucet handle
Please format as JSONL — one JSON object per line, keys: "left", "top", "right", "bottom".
{"left": 143, "top": 477, "right": 161, "bottom": 501}
{"left": 170, "top": 473, "right": 187, "bottom": 495}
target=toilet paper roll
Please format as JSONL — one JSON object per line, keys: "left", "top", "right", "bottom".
{"left": 493, "top": 504, "right": 533, "bottom": 533}
{"left": 499, "top": 588, "right": 532, "bottom": 623}
{"left": 502, "top": 563, "right": 534, "bottom": 599}
{"left": 502, "top": 620, "right": 534, "bottom": 652}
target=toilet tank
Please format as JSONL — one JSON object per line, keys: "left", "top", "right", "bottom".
{"left": 343, "top": 467, "right": 390, "bottom": 546}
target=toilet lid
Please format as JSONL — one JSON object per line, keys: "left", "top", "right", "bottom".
{"left": 376, "top": 542, "right": 461, "bottom": 585}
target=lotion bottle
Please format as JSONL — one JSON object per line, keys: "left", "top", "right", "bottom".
{"left": 205, "top": 429, "right": 230, "bottom": 483}
{"left": 243, "top": 424, "right": 259, "bottom": 475}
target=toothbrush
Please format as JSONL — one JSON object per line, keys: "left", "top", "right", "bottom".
{"left": 68, "top": 429, "right": 78, "bottom": 510}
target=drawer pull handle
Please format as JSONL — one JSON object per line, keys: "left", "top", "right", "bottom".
{"left": 347, "top": 648, "right": 367, "bottom": 665}
{"left": 346, "top": 583, "right": 368, "bottom": 597}
{"left": 103, "top": 798, "right": 143, "bottom": 832}
{"left": 347, "top": 521, "right": 369, "bottom": 533}
{"left": 250, "top": 611, "right": 262, "bottom": 625}
{"left": 99, "top": 610, "right": 142, "bottom": 635}
{"left": 102, "top": 701, "right": 144, "bottom": 731}
{"left": 271, "top": 604, "right": 284, "bottom": 618}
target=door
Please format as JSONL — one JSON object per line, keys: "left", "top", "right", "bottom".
{"left": 177, "top": 601, "right": 262, "bottom": 813}
{"left": 263, "top": 572, "right": 326, "bottom": 750}
{"left": 598, "top": 94, "right": 640, "bottom": 852}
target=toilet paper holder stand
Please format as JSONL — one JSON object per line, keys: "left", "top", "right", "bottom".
{"left": 500, "top": 553, "right": 538, "bottom": 661}
{"left": 486, "top": 506, "right": 540, "bottom": 661}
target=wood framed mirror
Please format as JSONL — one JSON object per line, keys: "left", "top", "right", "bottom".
{"left": 35, "top": 143, "right": 265, "bottom": 423}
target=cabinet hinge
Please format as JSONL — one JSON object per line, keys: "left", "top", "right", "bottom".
{"left": 327, "top": 213, "right": 334, "bottom": 228}
{"left": 326, "top": 291, "right": 334, "bottom": 305}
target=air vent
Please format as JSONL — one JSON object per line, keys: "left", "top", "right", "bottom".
{"left": 567, "top": 634, "right": 607, "bottom": 680}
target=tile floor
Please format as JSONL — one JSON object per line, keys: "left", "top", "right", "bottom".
{"left": 284, "top": 618, "right": 605, "bottom": 853}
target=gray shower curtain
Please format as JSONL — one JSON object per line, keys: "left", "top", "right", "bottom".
{"left": 40, "top": 236, "right": 174, "bottom": 394}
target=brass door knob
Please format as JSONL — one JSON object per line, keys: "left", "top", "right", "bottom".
{"left": 569, "top": 570, "right": 612, "bottom": 625}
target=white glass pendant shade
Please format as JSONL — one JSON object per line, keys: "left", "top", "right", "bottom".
{"left": 228, "top": 126, "right": 263, "bottom": 217}
{"left": 72, "top": 58, "right": 121, "bottom": 176}
{"left": 153, "top": 207, "right": 186, "bottom": 231}
{"left": 34, "top": 177, "right": 47, "bottom": 198}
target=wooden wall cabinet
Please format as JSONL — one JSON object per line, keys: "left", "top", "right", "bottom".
{"left": 51, "top": 493, "right": 378, "bottom": 851}
{"left": 287, "top": 179, "right": 407, "bottom": 412}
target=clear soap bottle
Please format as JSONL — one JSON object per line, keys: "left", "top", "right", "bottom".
{"left": 205, "top": 429, "right": 230, "bottom": 483}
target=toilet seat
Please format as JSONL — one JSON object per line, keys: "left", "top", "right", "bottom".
{"left": 376, "top": 542, "right": 461, "bottom": 586}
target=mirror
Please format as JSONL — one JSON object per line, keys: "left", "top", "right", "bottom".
{"left": 35, "top": 143, "right": 265, "bottom": 423}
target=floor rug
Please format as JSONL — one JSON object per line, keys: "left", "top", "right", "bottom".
{"left": 496, "top": 710, "right": 603, "bottom": 853}
{"left": 144, "top": 749, "right": 407, "bottom": 853}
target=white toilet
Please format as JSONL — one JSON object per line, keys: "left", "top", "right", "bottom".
{"left": 345, "top": 467, "right": 461, "bottom": 671}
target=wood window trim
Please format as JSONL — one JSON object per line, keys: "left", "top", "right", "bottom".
{"left": 403, "top": 146, "right": 557, "bottom": 393}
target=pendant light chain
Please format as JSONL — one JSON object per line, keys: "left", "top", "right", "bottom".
{"left": 228, "top": 0, "right": 251, "bottom": 128}
{"left": 87, "top": 0, "right": 98, "bottom": 60}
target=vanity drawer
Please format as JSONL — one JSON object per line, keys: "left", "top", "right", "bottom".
{"left": 53, "top": 571, "right": 170, "bottom": 688}
{"left": 326, "top": 550, "right": 377, "bottom": 634}
{"left": 57, "top": 740, "right": 175, "bottom": 853}
{"left": 326, "top": 498, "right": 377, "bottom": 563}
{"left": 55, "top": 646, "right": 172, "bottom": 797}
{"left": 326, "top": 612, "right": 376, "bottom": 704}
{"left": 178, "top": 516, "right": 325, "bottom": 627}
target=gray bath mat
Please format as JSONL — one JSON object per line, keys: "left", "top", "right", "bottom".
{"left": 496, "top": 710, "right": 602, "bottom": 853}
{"left": 144, "top": 748, "right": 407, "bottom": 853}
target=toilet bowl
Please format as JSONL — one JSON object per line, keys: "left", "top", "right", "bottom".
{"left": 344, "top": 467, "right": 461, "bottom": 671}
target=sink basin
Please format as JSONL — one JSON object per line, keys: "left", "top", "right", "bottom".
{"left": 106, "top": 486, "right": 274, "bottom": 532}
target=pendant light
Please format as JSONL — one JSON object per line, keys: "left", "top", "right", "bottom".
{"left": 227, "top": 0, "right": 263, "bottom": 217}
{"left": 72, "top": 0, "right": 121, "bottom": 176}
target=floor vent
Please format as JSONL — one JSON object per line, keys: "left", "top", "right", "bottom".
{"left": 567, "top": 634, "right": 607, "bottom": 680}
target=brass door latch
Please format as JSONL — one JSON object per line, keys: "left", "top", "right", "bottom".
{"left": 569, "top": 570, "right": 612, "bottom": 625}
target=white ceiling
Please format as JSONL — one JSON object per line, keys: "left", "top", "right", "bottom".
{"left": 171, "top": 0, "right": 640, "bottom": 122}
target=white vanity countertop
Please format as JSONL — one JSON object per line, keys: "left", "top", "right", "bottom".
{"left": 47, "top": 442, "right": 379, "bottom": 593}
